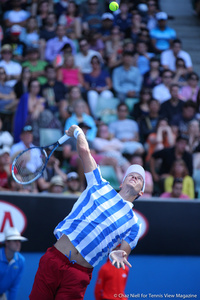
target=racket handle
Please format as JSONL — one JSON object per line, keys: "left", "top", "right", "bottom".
{"left": 58, "top": 134, "right": 70, "bottom": 145}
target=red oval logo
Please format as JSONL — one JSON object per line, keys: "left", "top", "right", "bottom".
{"left": 0, "top": 200, "right": 27, "bottom": 242}
{"left": 133, "top": 209, "right": 149, "bottom": 239}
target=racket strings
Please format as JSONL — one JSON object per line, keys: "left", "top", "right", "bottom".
{"left": 14, "top": 148, "right": 47, "bottom": 183}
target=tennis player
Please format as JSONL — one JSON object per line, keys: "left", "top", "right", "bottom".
{"left": 29, "top": 124, "right": 145, "bottom": 300}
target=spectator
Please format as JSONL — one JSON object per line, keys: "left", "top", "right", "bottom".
{"left": 146, "top": 0, "right": 158, "bottom": 31}
{"left": 0, "top": 146, "right": 11, "bottom": 191}
{"left": 150, "top": 134, "right": 193, "bottom": 193}
{"left": 93, "top": 123, "right": 131, "bottom": 181}
{"left": 39, "top": 12, "right": 57, "bottom": 42}
{"left": 0, "top": 227, "right": 28, "bottom": 300}
{"left": 109, "top": 103, "right": 144, "bottom": 155}
{"left": 13, "top": 79, "right": 45, "bottom": 142}
{"left": 104, "top": 26, "right": 123, "bottom": 69}
{"left": 57, "top": 54, "right": 84, "bottom": 88}
{"left": 142, "top": 57, "right": 162, "bottom": 89}
{"left": 145, "top": 117, "right": 175, "bottom": 162}
{"left": 135, "top": 40, "right": 155, "bottom": 75}
{"left": 160, "top": 178, "right": 190, "bottom": 199}
{"left": 37, "top": 151, "right": 67, "bottom": 192}
{"left": 74, "top": 37, "right": 103, "bottom": 74}
{"left": 131, "top": 87, "right": 152, "bottom": 122}
{"left": 2, "top": 25, "right": 26, "bottom": 63}
{"left": 125, "top": 11, "right": 144, "bottom": 44}
{"left": 11, "top": 125, "right": 36, "bottom": 161}
{"left": 150, "top": 11, "right": 176, "bottom": 54}
{"left": 83, "top": 55, "right": 113, "bottom": 118}
{"left": 22, "top": 47, "right": 48, "bottom": 85}
{"left": 20, "top": 16, "right": 40, "bottom": 49}
{"left": 41, "top": 64, "right": 68, "bottom": 114}
{"left": 164, "top": 159, "right": 195, "bottom": 198}
{"left": 53, "top": 42, "right": 73, "bottom": 68}
{"left": 64, "top": 171, "right": 82, "bottom": 196}
{"left": 0, "top": 44, "right": 22, "bottom": 87}
{"left": 171, "top": 58, "right": 189, "bottom": 89}
{"left": 36, "top": 0, "right": 53, "bottom": 29}
{"left": 179, "top": 72, "right": 200, "bottom": 102}
{"left": 137, "top": 27, "right": 155, "bottom": 53}
{"left": 58, "top": 0, "right": 82, "bottom": 39}
{"left": 160, "top": 84, "right": 185, "bottom": 124}
{"left": 0, "top": 66, "right": 17, "bottom": 113}
{"left": 171, "top": 100, "right": 197, "bottom": 135}
{"left": 87, "top": 29, "right": 105, "bottom": 56}
{"left": 152, "top": 69, "right": 174, "bottom": 103}
{"left": 3, "top": 0, "right": 30, "bottom": 28}
{"left": 186, "top": 119, "right": 200, "bottom": 154}
{"left": 0, "top": 116, "right": 13, "bottom": 147}
{"left": 13, "top": 66, "right": 31, "bottom": 101}
{"left": 94, "top": 257, "right": 129, "bottom": 300}
{"left": 139, "top": 98, "right": 160, "bottom": 144}
{"left": 130, "top": 154, "right": 154, "bottom": 198}
{"left": 64, "top": 99, "right": 97, "bottom": 142}
{"left": 81, "top": 0, "right": 102, "bottom": 31}
{"left": 48, "top": 175, "right": 65, "bottom": 194}
{"left": 112, "top": 51, "right": 142, "bottom": 101}
{"left": 7, "top": 174, "right": 32, "bottom": 193}
{"left": 160, "top": 39, "right": 193, "bottom": 72}
{"left": 99, "top": 12, "right": 114, "bottom": 43}
{"left": 114, "top": 0, "right": 132, "bottom": 33}
{"left": 123, "top": 38, "right": 135, "bottom": 53}
{"left": 45, "top": 24, "right": 76, "bottom": 62}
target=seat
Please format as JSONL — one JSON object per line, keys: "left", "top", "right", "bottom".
{"left": 125, "top": 98, "right": 139, "bottom": 113}
{"left": 39, "top": 128, "right": 63, "bottom": 147}
{"left": 96, "top": 97, "right": 120, "bottom": 124}
{"left": 99, "top": 165, "right": 120, "bottom": 190}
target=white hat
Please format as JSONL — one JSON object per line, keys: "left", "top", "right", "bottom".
{"left": 10, "top": 24, "right": 22, "bottom": 34}
{"left": 156, "top": 11, "right": 168, "bottom": 20}
{"left": 67, "top": 172, "right": 79, "bottom": 181}
{"left": 0, "top": 146, "right": 10, "bottom": 156}
{"left": 102, "top": 13, "right": 114, "bottom": 21}
{"left": 4, "top": 227, "right": 28, "bottom": 242}
{"left": 50, "top": 175, "right": 65, "bottom": 187}
{"left": 122, "top": 164, "right": 145, "bottom": 192}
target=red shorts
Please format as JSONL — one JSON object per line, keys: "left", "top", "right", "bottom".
{"left": 29, "top": 246, "right": 93, "bottom": 300}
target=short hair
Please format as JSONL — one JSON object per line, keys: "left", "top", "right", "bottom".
{"left": 172, "top": 38, "right": 182, "bottom": 45}
{"left": 172, "top": 178, "right": 183, "bottom": 187}
{"left": 183, "top": 100, "right": 197, "bottom": 110}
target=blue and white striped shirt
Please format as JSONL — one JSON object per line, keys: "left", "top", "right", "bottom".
{"left": 54, "top": 167, "right": 140, "bottom": 267}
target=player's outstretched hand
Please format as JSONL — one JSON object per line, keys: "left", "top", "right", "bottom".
{"left": 109, "top": 250, "right": 132, "bottom": 269}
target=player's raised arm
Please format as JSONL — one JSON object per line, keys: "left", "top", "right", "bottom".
{"left": 65, "top": 125, "right": 97, "bottom": 173}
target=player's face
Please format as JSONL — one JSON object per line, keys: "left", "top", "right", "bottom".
{"left": 124, "top": 172, "right": 144, "bottom": 193}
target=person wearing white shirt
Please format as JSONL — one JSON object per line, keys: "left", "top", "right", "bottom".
{"left": 74, "top": 38, "right": 102, "bottom": 74}
{"left": 152, "top": 69, "right": 173, "bottom": 103}
{"left": 161, "top": 39, "right": 193, "bottom": 72}
{"left": 0, "top": 45, "right": 22, "bottom": 87}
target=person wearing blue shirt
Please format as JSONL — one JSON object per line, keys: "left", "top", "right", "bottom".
{"left": 0, "top": 227, "right": 28, "bottom": 300}
{"left": 150, "top": 11, "right": 176, "bottom": 54}
{"left": 112, "top": 51, "right": 142, "bottom": 101}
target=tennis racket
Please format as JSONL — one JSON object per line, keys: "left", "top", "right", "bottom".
{"left": 12, "top": 134, "right": 70, "bottom": 185}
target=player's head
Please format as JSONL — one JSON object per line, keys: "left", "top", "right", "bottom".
{"left": 121, "top": 164, "right": 145, "bottom": 199}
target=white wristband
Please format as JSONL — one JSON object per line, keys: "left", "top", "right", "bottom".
{"left": 74, "top": 127, "right": 84, "bottom": 139}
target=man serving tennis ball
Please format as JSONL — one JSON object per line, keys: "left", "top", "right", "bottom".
{"left": 30, "top": 124, "right": 145, "bottom": 300}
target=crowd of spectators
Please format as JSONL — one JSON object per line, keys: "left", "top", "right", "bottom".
{"left": 0, "top": 0, "right": 200, "bottom": 198}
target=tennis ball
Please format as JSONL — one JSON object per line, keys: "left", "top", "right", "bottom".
{"left": 109, "top": 1, "right": 119, "bottom": 12}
